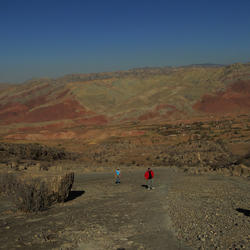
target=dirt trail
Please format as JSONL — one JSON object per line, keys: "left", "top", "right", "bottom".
{"left": 0, "top": 167, "right": 191, "bottom": 250}
{"left": 74, "top": 168, "right": 191, "bottom": 250}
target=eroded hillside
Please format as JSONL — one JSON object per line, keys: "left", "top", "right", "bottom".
{"left": 0, "top": 63, "right": 250, "bottom": 140}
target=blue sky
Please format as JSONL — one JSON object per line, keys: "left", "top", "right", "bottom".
{"left": 0, "top": 0, "right": 250, "bottom": 82}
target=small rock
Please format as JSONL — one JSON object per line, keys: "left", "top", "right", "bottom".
{"left": 120, "top": 238, "right": 128, "bottom": 241}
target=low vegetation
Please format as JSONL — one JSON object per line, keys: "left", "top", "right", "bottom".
{"left": 0, "top": 171, "right": 74, "bottom": 212}
{"left": 0, "top": 114, "right": 249, "bottom": 214}
{"left": 0, "top": 142, "right": 78, "bottom": 162}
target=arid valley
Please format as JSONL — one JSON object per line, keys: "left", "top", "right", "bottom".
{"left": 0, "top": 63, "right": 250, "bottom": 249}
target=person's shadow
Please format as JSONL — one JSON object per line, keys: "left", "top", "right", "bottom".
{"left": 141, "top": 184, "right": 148, "bottom": 189}
{"left": 65, "top": 190, "right": 85, "bottom": 202}
{"left": 236, "top": 208, "right": 250, "bottom": 217}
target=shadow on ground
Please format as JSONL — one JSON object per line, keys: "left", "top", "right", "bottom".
{"left": 236, "top": 208, "right": 250, "bottom": 217}
{"left": 66, "top": 190, "right": 85, "bottom": 202}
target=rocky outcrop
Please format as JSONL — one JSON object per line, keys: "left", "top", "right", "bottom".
{"left": 227, "top": 164, "right": 250, "bottom": 177}
{"left": 184, "top": 164, "right": 250, "bottom": 178}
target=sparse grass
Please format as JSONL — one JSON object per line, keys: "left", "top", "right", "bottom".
{"left": 0, "top": 171, "right": 74, "bottom": 212}
{"left": 14, "top": 179, "right": 53, "bottom": 212}
{"left": 0, "top": 173, "right": 52, "bottom": 212}
{"left": 0, "top": 172, "right": 19, "bottom": 196}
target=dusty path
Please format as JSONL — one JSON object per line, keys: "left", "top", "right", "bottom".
{"left": 0, "top": 167, "right": 191, "bottom": 250}
{"left": 74, "top": 168, "right": 191, "bottom": 250}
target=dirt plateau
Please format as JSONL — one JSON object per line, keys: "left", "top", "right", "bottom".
{"left": 0, "top": 113, "right": 250, "bottom": 249}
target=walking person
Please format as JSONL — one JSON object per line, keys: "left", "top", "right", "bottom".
{"left": 115, "top": 168, "right": 121, "bottom": 184}
{"left": 144, "top": 167, "right": 154, "bottom": 190}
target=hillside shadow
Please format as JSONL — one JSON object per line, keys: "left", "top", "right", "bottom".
{"left": 236, "top": 208, "right": 250, "bottom": 217}
{"left": 66, "top": 190, "right": 85, "bottom": 202}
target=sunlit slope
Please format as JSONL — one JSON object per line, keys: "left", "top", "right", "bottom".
{"left": 0, "top": 63, "right": 250, "bottom": 129}
{"left": 68, "top": 63, "right": 250, "bottom": 121}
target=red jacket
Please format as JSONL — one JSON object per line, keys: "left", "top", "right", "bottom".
{"left": 144, "top": 170, "right": 154, "bottom": 180}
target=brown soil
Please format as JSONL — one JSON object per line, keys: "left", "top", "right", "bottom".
{"left": 0, "top": 112, "right": 249, "bottom": 249}
{"left": 1, "top": 167, "right": 249, "bottom": 249}
{"left": 167, "top": 172, "right": 250, "bottom": 249}
{"left": 0, "top": 167, "right": 191, "bottom": 250}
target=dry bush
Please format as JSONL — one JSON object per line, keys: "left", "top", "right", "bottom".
{"left": 47, "top": 172, "right": 74, "bottom": 202}
{"left": 0, "top": 142, "right": 78, "bottom": 162}
{"left": 0, "top": 172, "right": 19, "bottom": 195}
{"left": 14, "top": 179, "right": 53, "bottom": 212}
{"left": 0, "top": 172, "right": 74, "bottom": 212}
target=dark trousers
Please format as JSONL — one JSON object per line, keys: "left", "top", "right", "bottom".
{"left": 116, "top": 176, "right": 120, "bottom": 183}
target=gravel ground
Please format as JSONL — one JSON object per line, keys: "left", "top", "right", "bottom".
{"left": 1, "top": 167, "right": 249, "bottom": 249}
{"left": 0, "top": 167, "right": 191, "bottom": 250}
{"left": 166, "top": 172, "right": 250, "bottom": 249}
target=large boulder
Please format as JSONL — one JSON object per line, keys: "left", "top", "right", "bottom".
{"left": 46, "top": 172, "right": 74, "bottom": 202}
{"left": 229, "top": 164, "right": 250, "bottom": 177}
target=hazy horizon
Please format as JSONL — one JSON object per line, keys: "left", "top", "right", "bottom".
{"left": 0, "top": 61, "right": 241, "bottom": 84}
{"left": 1, "top": 0, "right": 250, "bottom": 83}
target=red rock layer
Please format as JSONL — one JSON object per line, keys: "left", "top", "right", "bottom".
{"left": 193, "top": 80, "right": 250, "bottom": 114}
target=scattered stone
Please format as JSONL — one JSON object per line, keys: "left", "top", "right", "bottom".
{"left": 166, "top": 174, "right": 250, "bottom": 249}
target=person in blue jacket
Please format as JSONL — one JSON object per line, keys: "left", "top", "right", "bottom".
{"left": 115, "top": 168, "right": 121, "bottom": 184}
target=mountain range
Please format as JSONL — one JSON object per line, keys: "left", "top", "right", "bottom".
{"left": 0, "top": 63, "right": 250, "bottom": 141}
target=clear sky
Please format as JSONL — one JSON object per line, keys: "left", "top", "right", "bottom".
{"left": 0, "top": 0, "right": 250, "bottom": 83}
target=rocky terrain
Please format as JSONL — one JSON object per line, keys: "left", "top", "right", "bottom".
{"left": 0, "top": 63, "right": 250, "bottom": 141}
{"left": 1, "top": 113, "right": 249, "bottom": 176}
{"left": 0, "top": 115, "right": 249, "bottom": 249}
{"left": 0, "top": 63, "right": 250, "bottom": 249}
{"left": 167, "top": 173, "right": 250, "bottom": 250}
{"left": 0, "top": 167, "right": 249, "bottom": 249}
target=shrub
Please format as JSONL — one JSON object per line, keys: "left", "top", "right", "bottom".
{"left": 0, "top": 172, "right": 74, "bottom": 212}
{"left": 0, "top": 172, "right": 19, "bottom": 195}
{"left": 14, "top": 179, "right": 53, "bottom": 212}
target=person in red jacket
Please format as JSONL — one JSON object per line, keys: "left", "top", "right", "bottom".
{"left": 144, "top": 168, "right": 154, "bottom": 190}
